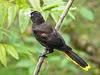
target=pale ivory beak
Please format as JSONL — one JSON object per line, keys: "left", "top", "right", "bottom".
{"left": 24, "top": 12, "right": 31, "bottom": 17}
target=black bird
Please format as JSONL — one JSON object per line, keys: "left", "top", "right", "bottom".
{"left": 24, "top": 11, "right": 90, "bottom": 71}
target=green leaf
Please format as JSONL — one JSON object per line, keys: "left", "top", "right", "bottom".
{"left": 5, "top": 45, "right": 19, "bottom": 60}
{"left": 41, "top": 11, "right": 49, "bottom": 21}
{"left": 69, "top": 7, "right": 77, "bottom": 11}
{"left": 51, "top": 12, "right": 58, "bottom": 23}
{"left": 0, "top": 44, "right": 7, "bottom": 67}
{"left": 79, "top": 7, "right": 94, "bottom": 21}
{"left": 51, "top": 11, "right": 62, "bottom": 23}
{"left": 16, "top": 0, "right": 29, "bottom": 9}
{"left": 43, "top": 0, "right": 63, "bottom": 5}
{"left": 14, "top": 45, "right": 36, "bottom": 54}
{"left": 0, "top": 2, "right": 7, "bottom": 25}
{"left": 19, "top": 8, "right": 31, "bottom": 33}
{"left": 0, "top": 30, "right": 3, "bottom": 41}
{"left": 9, "top": 0, "right": 15, "bottom": 2}
{"left": 61, "top": 16, "right": 72, "bottom": 27}
{"left": 8, "top": 5, "right": 18, "bottom": 27}
{"left": 51, "top": 4, "right": 66, "bottom": 11}
{"left": 16, "top": 0, "right": 26, "bottom": 4}
{"left": 28, "top": 0, "right": 40, "bottom": 10}
{"left": 51, "top": 5, "right": 76, "bottom": 12}
{"left": 8, "top": 31, "right": 19, "bottom": 44}
{"left": 68, "top": 12, "right": 75, "bottom": 20}
{"left": 43, "top": 0, "right": 64, "bottom": 11}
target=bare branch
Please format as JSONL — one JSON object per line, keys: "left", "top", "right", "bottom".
{"left": 33, "top": 48, "right": 47, "bottom": 75}
{"left": 33, "top": 0, "right": 74, "bottom": 75}
{"left": 55, "top": 0, "right": 74, "bottom": 31}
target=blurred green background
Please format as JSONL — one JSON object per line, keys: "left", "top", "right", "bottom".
{"left": 0, "top": 0, "right": 100, "bottom": 75}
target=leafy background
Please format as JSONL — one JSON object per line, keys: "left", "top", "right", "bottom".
{"left": 0, "top": 0, "right": 100, "bottom": 75}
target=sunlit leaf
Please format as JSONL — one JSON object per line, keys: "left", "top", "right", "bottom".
{"left": 43, "top": 0, "right": 64, "bottom": 11}
{"left": 69, "top": 7, "right": 77, "bottom": 11}
{"left": 0, "top": 30, "right": 3, "bottom": 41}
{"left": 79, "top": 7, "right": 94, "bottom": 21}
{"left": 16, "top": 0, "right": 29, "bottom": 9}
{"left": 9, "top": 0, "right": 15, "bottom": 2}
{"left": 28, "top": 0, "right": 40, "bottom": 10}
{"left": 51, "top": 5, "right": 76, "bottom": 11}
{"left": 8, "top": 5, "right": 18, "bottom": 27}
{"left": 51, "top": 4, "right": 66, "bottom": 11}
{"left": 43, "top": 2, "right": 64, "bottom": 11}
{"left": 5, "top": 45, "right": 19, "bottom": 60}
{"left": 0, "top": 44, "right": 7, "bottom": 67}
{"left": 16, "top": 0, "right": 26, "bottom": 4}
{"left": 41, "top": 11, "right": 49, "bottom": 21}
{"left": 43, "top": 0, "right": 63, "bottom": 5}
{"left": 0, "top": 2, "right": 7, "bottom": 26}
{"left": 19, "top": 8, "right": 31, "bottom": 33}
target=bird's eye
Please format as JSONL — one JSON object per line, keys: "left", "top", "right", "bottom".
{"left": 31, "top": 14, "right": 34, "bottom": 16}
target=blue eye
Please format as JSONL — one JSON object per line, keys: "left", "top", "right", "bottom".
{"left": 32, "top": 14, "right": 34, "bottom": 16}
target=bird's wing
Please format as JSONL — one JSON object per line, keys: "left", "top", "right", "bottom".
{"left": 34, "top": 29, "right": 65, "bottom": 49}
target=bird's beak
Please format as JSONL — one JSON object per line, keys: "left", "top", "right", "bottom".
{"left": 24, "top": 12, "right": 31, "bottom": 17}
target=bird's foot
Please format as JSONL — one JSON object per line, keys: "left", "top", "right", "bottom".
{"left": 39, "top": 53, "right": 48, "bottom": 58}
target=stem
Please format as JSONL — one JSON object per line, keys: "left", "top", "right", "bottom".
{"left": 55, "top": 0, "right": 74, "bottom": 31}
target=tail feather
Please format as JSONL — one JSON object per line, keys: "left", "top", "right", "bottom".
{"left": 65, "top": 50, "right": 90, "bottom": 71}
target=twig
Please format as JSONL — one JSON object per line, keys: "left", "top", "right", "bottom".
{"left": 33, "top": 0, "right": 74, "bottom": 75}
{"left": 89, "top": 56, "right": 100, "bottom": 64}
{"left": 55, "top": 0, "right": 74, "bottom": 31}
{"left": 33, "top": 48, "right": 47, "bottom": 75}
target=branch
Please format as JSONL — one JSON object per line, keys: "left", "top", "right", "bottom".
{"left": 33, "top": 48, "right": 47, "bottom": 75}
{"left": 89, "top": 56, "right": 100, "bottom": 64}
{"left": 55, "top": 0, "right": 74, "bottom": 31}
{"left": 33, "top": 0, "right": 74, "bottom": 75}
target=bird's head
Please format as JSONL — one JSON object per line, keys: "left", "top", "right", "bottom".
{"left": 24, "top": 11, "right": 44, "bottom": 23}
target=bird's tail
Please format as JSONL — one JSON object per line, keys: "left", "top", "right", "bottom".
{"left": 65, "top": 50, "right": 90, "bottom": 71}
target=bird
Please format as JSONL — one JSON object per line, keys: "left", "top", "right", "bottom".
{"left": 24, "top": 11, "right": 90, "bottom": 71}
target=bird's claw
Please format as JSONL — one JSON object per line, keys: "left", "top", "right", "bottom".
{"left": 39, "top": 53, "right": 48, "bottom": 58}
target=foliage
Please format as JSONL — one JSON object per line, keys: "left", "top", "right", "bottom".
{"left": 0, "top": 0, "right": 99, "bottom": 75}
{"left": 78, "top": 6, "right": 94, "bottom": 21}
{"left": 0, "top": 0, "right": 75, "bottom": 67}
